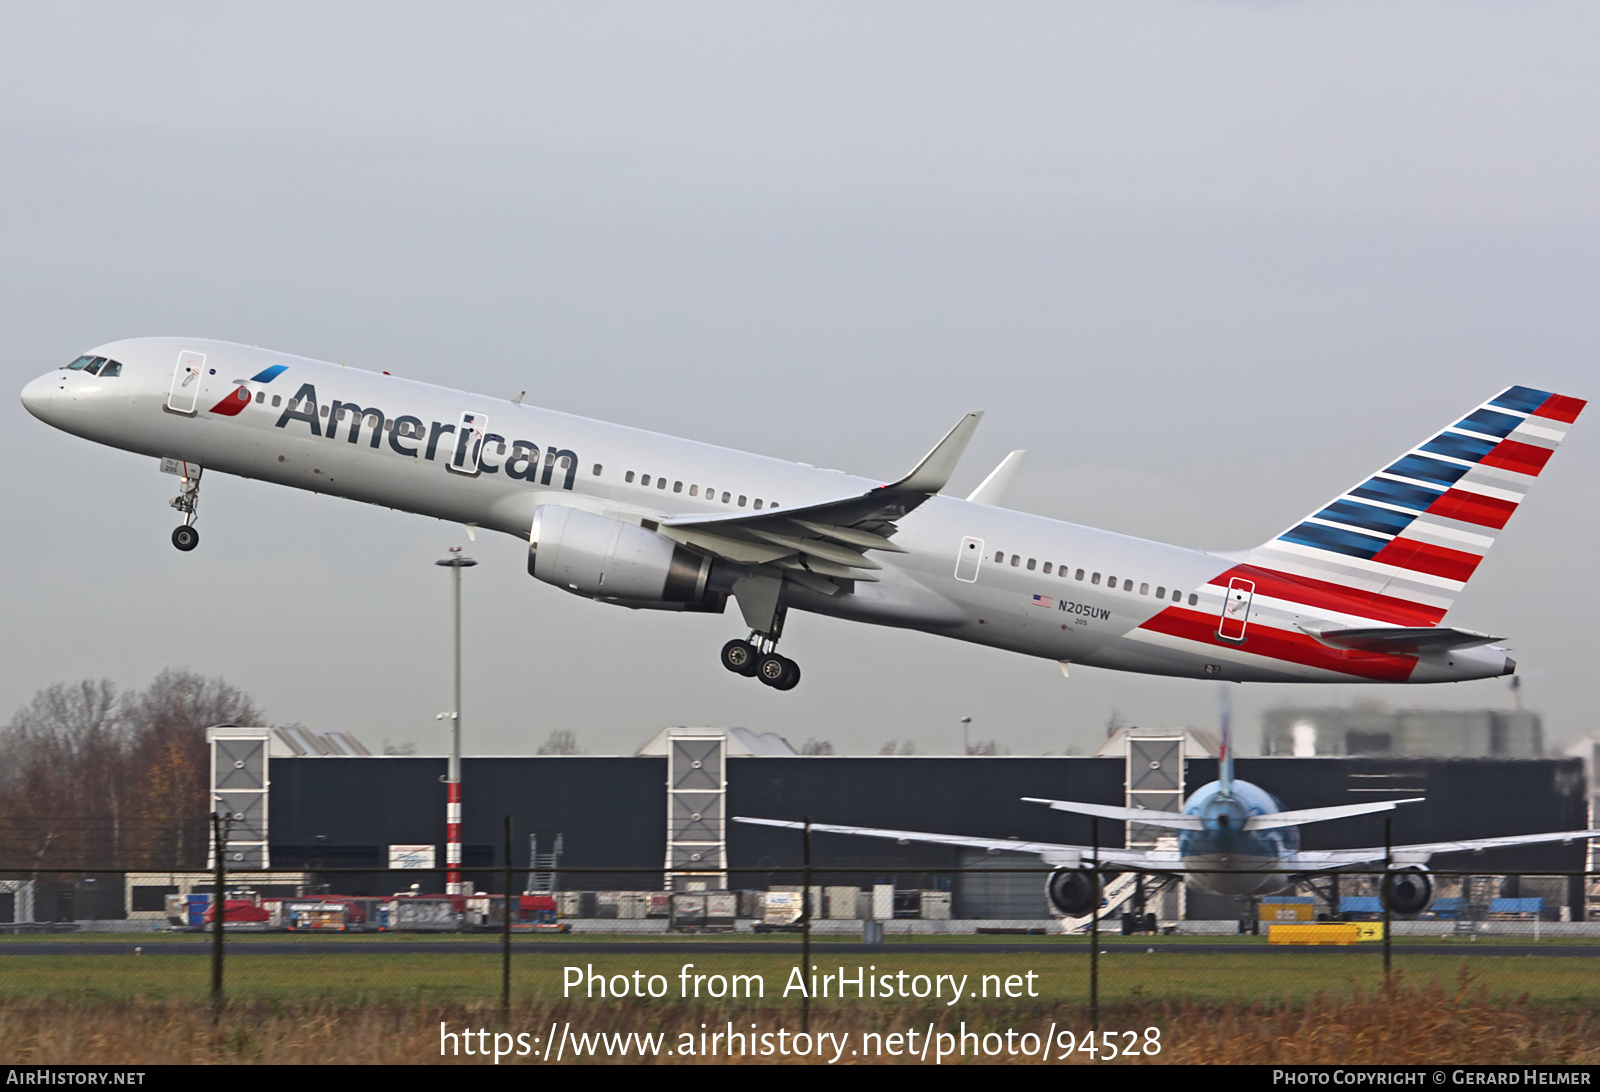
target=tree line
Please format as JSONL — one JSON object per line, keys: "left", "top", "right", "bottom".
{"left": 0, "top": 670, "right": 262, "bottom": 871}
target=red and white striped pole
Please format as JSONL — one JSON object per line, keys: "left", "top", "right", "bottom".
{"left": 445, "top": 775, "right": 463, "bottom": 894}
{"left": 436, "top": 547, "right": 476, "bottom": 896}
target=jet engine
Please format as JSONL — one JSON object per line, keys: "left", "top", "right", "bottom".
{"left": 529, "top": 505, "right": 716, "bottom": 609}
{"left": 1380, "top": 866, "right": 1434, "bottom": 916}
{"left": 1046, "top": 867, "right": 1102, "bottom": 918}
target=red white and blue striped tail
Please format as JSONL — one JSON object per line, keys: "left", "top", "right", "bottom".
{"left": 1240, "top": 386, "right": 1585, "bottom": 626}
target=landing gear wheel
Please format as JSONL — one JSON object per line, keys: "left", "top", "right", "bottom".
{"left": 171, "top": 526, "right": 199, "bottom": 552}
{"left": 757, "top": 654, "right": 800, "bottom": 690}
{"left": 720, "top": 639, "right": 758, "bottom": 675}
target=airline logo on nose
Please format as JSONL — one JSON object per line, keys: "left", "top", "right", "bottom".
{"left": 208, "top": 365, "right": 288, "bottom": 417}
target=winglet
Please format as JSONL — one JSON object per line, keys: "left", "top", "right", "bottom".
{"left": 889, "top": 412, "right": 983, "bottom": 495}
{"left": 967, "top": 450, "right": 1025, "bottom": 506}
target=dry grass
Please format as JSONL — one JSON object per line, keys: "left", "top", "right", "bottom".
{"left": 1, "top": 969, "right": 1593, "bottom": 1064}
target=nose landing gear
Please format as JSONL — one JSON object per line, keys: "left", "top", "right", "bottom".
{"left": 169, "top": 464, "right": 201, "bottom": 551}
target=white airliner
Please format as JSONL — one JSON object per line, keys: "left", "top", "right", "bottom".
{"left": 21, "top": 337, "right": 1585, "bottom": 690}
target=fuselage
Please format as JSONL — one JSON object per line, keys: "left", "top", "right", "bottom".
{"left": 20, "top": 337, "right": 1518, "bottom": 684}
{"left": 1176, "top": 780, "right": 1300, "bottom": 897}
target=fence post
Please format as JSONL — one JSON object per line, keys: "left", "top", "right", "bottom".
{"left": 801, "top": 817, "right": 812, "bottom": 1035}
{"left": 1383, "top": 817, "right": 1392, "bottom": 984}
{"left": 210, "top": 811, "right": 226, "bottom": 1017}
{"left": 1090, "top": 817, "right": 1099, "bottom": 1036}
{"left": 503, "top": 815, "right": 513, "bottom": 1025}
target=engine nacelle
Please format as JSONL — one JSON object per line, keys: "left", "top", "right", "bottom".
{"left": 529, "top": 505, "right": 713, "bottom": 607}
{"left": 1046, "top": 867, "right": 1101, "bottom": 918}
{"left": 1380, "top": 866, "right": 1434, "bottom": 916}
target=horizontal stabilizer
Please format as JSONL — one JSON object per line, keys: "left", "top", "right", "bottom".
{"left": 1022, "top": 797, "right": 1202, "bottom": 830}
{"left": 966, "top": 450, "right": 1025, "bottom": 506}
{"left": 1307, "top": 626, "right": 1501, "bottom": 653}
{"left": 1243, "top": 798, "right": 1424, "bottom": 831}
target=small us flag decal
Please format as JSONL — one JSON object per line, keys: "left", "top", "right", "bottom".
{"left": 1031, "top": 594, "right": 1054, "bottom": 608}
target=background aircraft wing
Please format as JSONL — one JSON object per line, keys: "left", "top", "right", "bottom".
{"left": 733, "top": 815, "right": 1182, "bottom": 872}
{"left": 651, "top": 412, "right": 982, "bottom": 594}
{"left": 1293, "top": 828, "right": 1600, "bottom": 869}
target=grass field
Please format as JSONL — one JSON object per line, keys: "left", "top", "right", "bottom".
{"left": 3, "top": 938, "right": 1595, "bottom": 1063}
{"left": 2, "top": 944, "right": 1598, "bottom": 1007}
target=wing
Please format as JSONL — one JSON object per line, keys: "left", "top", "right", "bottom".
{"left": 1021, "top": 795, "right": 1423, "bottom": 831}
{"left": 650, "top": 412, "right": 982, "bottom": 598}
{"left": 733, "top": 816, "right": 1183, "bottom": 872}
{"left": 1293, "top": 828, "right": 1600, "bottom": 870}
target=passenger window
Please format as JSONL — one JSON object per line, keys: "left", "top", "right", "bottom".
{"left": 689, "top": 485, "right": 699, "bottom": 497}
{"left": 721, "top": 492, "right": 731, "bottom": 503}
{"left": 641, "top": 474, "right": 651, "bottom": 486}
{"left": 1107, "top": 575, "right": 1117, "bottom": 588}
{"left": 1010, "top": 555, "right": 1020, "bottom": 567}
{"left": 1139, "top": 583, "right": 1149, "bottom": 595}
{"left": 498, "top": 443, "right": 508, "bottom": 456}
{"left": 1026, "top": 559, "right": 1036, "bottom": 571}
{"left": 100, "top": 361, "right": 122, "bottom": 377}
{"left": 1156, "top": 586, "right": 1165, "bottom": 598}
{"left": 994, "top": 551, "right": 1005, "bottom": 563}
{"left": 673, "top": 481, "right": 683, "bottom": 493}
{"left": 320, "top": 406, "right": 329, "bottom": 417}
{"left": 625, "top": 471, "right": 635, "bottom": 483}
{"left": 1042, "top": 562, "right": 1052, "bottom": 574}
{"left": 1075, "top": 569, "right": 1085, "bottom": 581}
{"left": 592, "top": 464, "right": 603, "bottom": 476}
{"left": 1060, "top": 566, "right": 1069, "bottom": 578}
{"left": 560, "top": 455, "right": 572, "bottom": 467}
{"left": 1091, "top": 573, "right": 1101, "bottom": 585}
{"left": 255, "top": 391, "right": 265, "bottom": 403}
{"left": 753, "top": 499, "right": 762, "bottom": 509}
{"left": 737, "top": 495, "right": 747, "bottom": 506}
{"left": 271, "top": 395, "right": 281, "bottom": 408}
{"left": 769, "top": 502, "right": 778, "bottom": 509}
{"left": 1187, "top": 593, "right": 1198, "bottom": 606}
{"left": 658, "top": 477, "right": 667, "bottom": 489}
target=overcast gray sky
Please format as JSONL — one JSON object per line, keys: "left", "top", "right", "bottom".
{"left": 1, "top": 3, "right": 1595, "bottom": 758}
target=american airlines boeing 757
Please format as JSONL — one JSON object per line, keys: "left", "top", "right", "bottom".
{"left": 20, "top": 337, "right": 1584, "bottom": 690}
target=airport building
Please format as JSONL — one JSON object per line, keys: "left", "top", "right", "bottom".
{"left": 185, "top": 724, "right": 1592, "bottom": 923}
{"left": 1261, "top": 705, "right": 1543, "bottom": 758}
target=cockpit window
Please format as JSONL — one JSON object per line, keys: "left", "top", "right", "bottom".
{"left": 82, "top": 357, "right": 107, "bottom": 375}
{"left": 100, "top": 361, "right": 122, "bottom": 377}
{"left": 65, "top": 356, "right": 93, "bottom": 370}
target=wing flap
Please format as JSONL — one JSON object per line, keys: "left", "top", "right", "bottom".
{"left": 654, "top": 411, "right": 982, "bottom": 589}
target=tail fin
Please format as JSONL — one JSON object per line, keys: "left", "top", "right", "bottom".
{"left": 1218, "top": 683, "right": 1234, "bottom": 797}
{"left": 1241, "top": 386, "right": 1585, "bottom": 625}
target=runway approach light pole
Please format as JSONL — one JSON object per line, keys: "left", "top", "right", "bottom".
{"left": 436, "top": 546, "right": 477, "bottom": 895}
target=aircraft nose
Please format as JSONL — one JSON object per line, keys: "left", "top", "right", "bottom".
{"left": 20, "top": 374, "right": 55, "bottom": 420}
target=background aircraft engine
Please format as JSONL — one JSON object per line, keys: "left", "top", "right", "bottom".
{"left": 529, "top": 505, "right": 711, "bottom": 605}
{"left": 1380, "top": 866, "right": 1434, "bottom": 916}
{"left": 1046, "top": 867, "right": 1101, "bottom": 918}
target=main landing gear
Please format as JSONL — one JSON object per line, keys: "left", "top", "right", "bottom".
{"left": 720, "top": 635, "right": 801, "bottom": 691}
{"left": 169, "top": 465, "right": 201, "bottom": 552}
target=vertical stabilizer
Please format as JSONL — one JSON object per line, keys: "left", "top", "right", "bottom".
{"left": 1218, "top": 684, "right": 1235, "bottom": 798}
{"left": 1240, "top": 386, "right": 1585, "bottom": 625}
